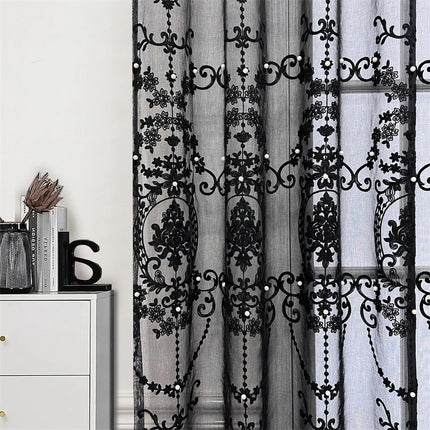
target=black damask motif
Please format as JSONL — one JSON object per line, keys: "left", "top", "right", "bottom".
{"left": 149, "top": 200, "right": 191, "bottom": 272}
{"left": 385, "top": 206, "right": 413, "bottom": 266}
{"left": 226, "top": 198, "right": 262, "bottom": 273}
{"left": 306, "top": 192, "right": 339, "bottom": 269}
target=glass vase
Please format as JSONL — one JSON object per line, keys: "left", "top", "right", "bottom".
{"left": 0, "top": 223, "right": 33, "bottom": 293}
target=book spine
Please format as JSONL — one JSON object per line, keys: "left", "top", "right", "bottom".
{"left": 50, "top": 207, "right": 67, "bottom": 292}
{"left": 58, "top": 231, "right": 70, "bottom": 290}
{"left": 20, "top": 195, "right": 28, "bottom": 226}
{"left": 29, "top": 211, "right": 39, "bottom": 291}
{"left": 36, "top": 213, "right": 44, "bottom": 291}
{"left": 41, "top": 212, "right": 51, "bottom": 293}
{"left": 20, "top": 196, "right": 40, "bottom": 290}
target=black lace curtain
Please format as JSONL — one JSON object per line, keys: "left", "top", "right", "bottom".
{"left": 133, "top": 1, "right": 430, "bottom": 428}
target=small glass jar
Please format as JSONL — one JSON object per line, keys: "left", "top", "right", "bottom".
{"left": 0, "top": 223, "right": 33, "bottom": 293}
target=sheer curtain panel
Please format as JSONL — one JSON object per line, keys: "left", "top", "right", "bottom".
{"left": 132, "top": 1, "right": 430, "bottom": 429}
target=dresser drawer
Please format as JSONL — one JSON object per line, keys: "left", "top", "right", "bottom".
{"left": 0, "top": 300, "right": 90, "bottom": 375}
{"left": 0, "top": 375, "right": 89, "bottom": 430}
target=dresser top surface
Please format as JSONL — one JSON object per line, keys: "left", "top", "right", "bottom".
{"left": 0, "top": 291, "right": 112, "bottom": 301}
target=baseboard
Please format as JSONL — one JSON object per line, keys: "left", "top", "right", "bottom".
{"left": 116, "top": 392, "right": 134, "bottom": 430}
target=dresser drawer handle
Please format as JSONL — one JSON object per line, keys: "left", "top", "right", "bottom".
{"left": 0, "top": 336, "right": 5, "bottom": 342}
{"left": 0, "top": 411, "right": 5, "bottom": 417}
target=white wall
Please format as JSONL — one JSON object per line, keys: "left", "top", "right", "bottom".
{"left": 0, "top": 0, "right": 133, "bottom": 424}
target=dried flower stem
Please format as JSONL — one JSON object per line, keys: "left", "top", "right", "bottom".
{"left": 22, "top": 211, "right": 32, "bottom": 224}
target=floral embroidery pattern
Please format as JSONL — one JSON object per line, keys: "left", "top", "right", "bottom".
{"left": 306, "top": 192, "right": 339, "bottom": 269}
{"left": 226, "top": 198, "right": 262, "bottom": 272}
{"left": 149, "top": 200, "right": 191, "bottom": 272}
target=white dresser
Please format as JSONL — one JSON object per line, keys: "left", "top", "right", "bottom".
{"left": 0, "top": 291, "right": 113, "bottom": 430}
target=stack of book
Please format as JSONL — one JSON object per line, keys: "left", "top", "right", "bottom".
{"left": 21, "top": 198, "right": 69, "bottom": 292}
